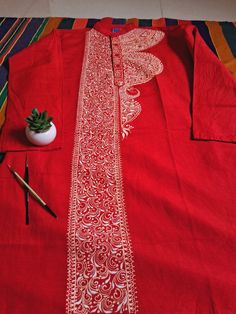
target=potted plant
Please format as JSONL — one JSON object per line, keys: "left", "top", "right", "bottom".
{"left": 25, "top": 108, "right": 57, "bottom": 146}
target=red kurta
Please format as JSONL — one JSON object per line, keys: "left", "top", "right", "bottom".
{"left": 0, "top": 17, "right": 236, "bottom": 314}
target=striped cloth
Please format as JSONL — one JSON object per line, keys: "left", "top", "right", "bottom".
{"left": 0, "top": 17, "right": 235, "bottom": 128}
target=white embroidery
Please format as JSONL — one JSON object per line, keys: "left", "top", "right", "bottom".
{"left": 66, "top": 29, "right": 137, "bottom": 314}
{"left": 117, "top": 29, "right": 165, "bottom": 138}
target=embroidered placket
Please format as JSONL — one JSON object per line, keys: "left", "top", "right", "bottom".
{"left": 111, "top": 37, "right": 124, "bottom": 87}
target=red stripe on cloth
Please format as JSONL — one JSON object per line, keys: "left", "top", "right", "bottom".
{"left": 127, "top": 18, "right": 139, "bottom": 27}
{"left": 152, "top": 18, "right": 166, "bottom": 27}
{"left": 73, "top": 18, "right": 88, "bottom": 29}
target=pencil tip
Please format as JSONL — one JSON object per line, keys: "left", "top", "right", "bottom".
{"left": 44, "top": 204, "right": 57, "bottom": 219}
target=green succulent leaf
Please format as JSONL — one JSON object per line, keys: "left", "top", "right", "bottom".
{"left": 42, "top": 111, "right": 47, "bottom": 120}
{"left": 30, "top": 126, "right": 37, "bottom": 130}
{"left": 32, "top": 108, "right": 39, "bottom": 116}
{"left": 26, "top": 117, "right": 33, "bottom": 123}
{"left": 26, "top": 108, "right": 54, "bottom": 133}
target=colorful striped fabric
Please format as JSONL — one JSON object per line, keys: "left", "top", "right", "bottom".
{"left": 0, "top": 17, "right": 235, "bottom": 128}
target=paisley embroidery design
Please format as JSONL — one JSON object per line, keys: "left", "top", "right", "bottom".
{"left": 115, "top": 29, "right": 165, "bottom": 138}
{"left": 66, "top": 29, "right": 137, "bottom": 314}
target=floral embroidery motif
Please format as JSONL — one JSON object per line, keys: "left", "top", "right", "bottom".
{"left": 66, "top": 29, "right": 137, "bottom": 314}
{"left": 114, "top": 29, "right": 165, "bottom": 138}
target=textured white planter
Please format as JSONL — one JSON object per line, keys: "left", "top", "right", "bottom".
{"left": 25, "top": 122, "right": 57, "bottom": 146}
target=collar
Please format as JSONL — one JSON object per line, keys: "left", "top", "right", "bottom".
{"left": 93, "top": 17, "right": 136, "bottom": 37}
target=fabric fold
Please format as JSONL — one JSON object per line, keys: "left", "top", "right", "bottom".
{"left": 186, "top": 25, "right": 236, "bottom": 143}
{"left": 0, "top": 30, "right": 63, "bottom": 152}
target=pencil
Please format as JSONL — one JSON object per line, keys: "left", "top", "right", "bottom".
{"left": 7, "top": 164, "right": 57, "bottom": 219}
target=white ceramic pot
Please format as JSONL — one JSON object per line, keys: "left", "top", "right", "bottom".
{"left": 25, "top": 122, "right": 57, "bottom": 146}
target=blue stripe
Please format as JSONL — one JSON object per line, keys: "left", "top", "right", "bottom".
{"left": 192, "top": 20, "right": 217, "bottom": 55}
{"left": 113, "top": 18, "right": 126, "bottom": 25}
{"left": 220, "top": 22, "right": 236, "bottom": 57}
{"left": 0, "top": 19, "right": 44, "bottom": 91}
{"left": 165, "top": 18, "right": 178, "bottom": 26}
{"left": 58, "top": 18, "right": 75, "bottom": 29}
{"left": 0, "top": 67, "right": 8, "bottom": 91}
{"left": 7, "top": 18, "right": 44, "bottom": 58}
{"left": 1, "top": 18, "right": 29, "bottom": 55}
{"left": 86, "top": 19, "right": 99, "bottom": 28}
{"left": 0, "top": 18, "right": 27, "bottom": 52}
{"left": 139, "top": 19, "right": 152, "bottom": 27}
{"left": 0, "top": 18, "right": 17, "bottom": 42}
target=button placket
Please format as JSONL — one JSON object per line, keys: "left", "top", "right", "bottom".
{"left": 111, "top": 37, "right": 124, "bottom": 87}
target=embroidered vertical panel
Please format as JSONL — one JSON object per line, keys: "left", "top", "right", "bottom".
{"left": 66, "top": 29, "right": 137, "bottom": 314}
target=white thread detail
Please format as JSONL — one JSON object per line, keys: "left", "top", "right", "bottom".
{"left": 66, "top": 28, "right": 138, "bottom": 314}
{"left": 118, "top": 29, "right": 165, "bottom": 138}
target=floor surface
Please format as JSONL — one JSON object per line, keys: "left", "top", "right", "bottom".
{"left": 0, "top": 0, "right": 235, "bottom": 21}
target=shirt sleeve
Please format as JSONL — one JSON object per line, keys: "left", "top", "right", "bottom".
{"left": 185, "top": 25, "right": 236, "bottom": 143}
{"left": 0, "top": 30, "right": 63, "bottom": 151}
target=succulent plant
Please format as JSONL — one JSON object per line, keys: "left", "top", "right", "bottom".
{"left": 26, "top": 108, "right": 53, "bottom": 133}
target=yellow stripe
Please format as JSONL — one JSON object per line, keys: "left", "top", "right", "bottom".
{"left": 0, "top": 19, "right": 31, "bottom": 65}
{"left": 0, "top": 18, "right": 23, "bottom": 54}
{"left": 206, "top": 21, "right": 236, "bottom": 77}
{"left": 38, "top": 17, "right": 62, "bottom": 39}
{"left": 127, "top": 18, "right": 139, "bottom": 26}
{"left": 205, "top": 21, "right": 233, "bottom": 62}
{"left": 0, "top": 82, "right": 7, "bottom": 96}
{"left": 223, "top": 59, "right": 236, "bottom": 77}
{"left": 0, "top": 18, "right": 20, "bottom": 47}
{"left": 0, "top": 18, "right": 6, "bottom": 27}
{"left": 0, "top": 98, "right": 7, "bottom": 128}
{"left": 36, "top": 18, "right": 49, "bottom": 40}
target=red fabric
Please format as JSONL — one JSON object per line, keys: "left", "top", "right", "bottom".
{"left": 189, "top": 27, "right": 236, "bottom": 142}
{"left": 0, "top": 31, "right": 63, "bottom": 151}
{"left": 0, "top": 28, "right": 87, "bottom": 314}
{"left": 0, "top": 18, "right": 236, "bottom": 313}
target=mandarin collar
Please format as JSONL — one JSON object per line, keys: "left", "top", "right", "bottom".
{"left": 93, "top": 17, "right": 136, "bottom": 37}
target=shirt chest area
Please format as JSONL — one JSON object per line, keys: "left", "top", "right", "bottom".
{"left": 59, "top": 28, "right": 192, "bottom": 135}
